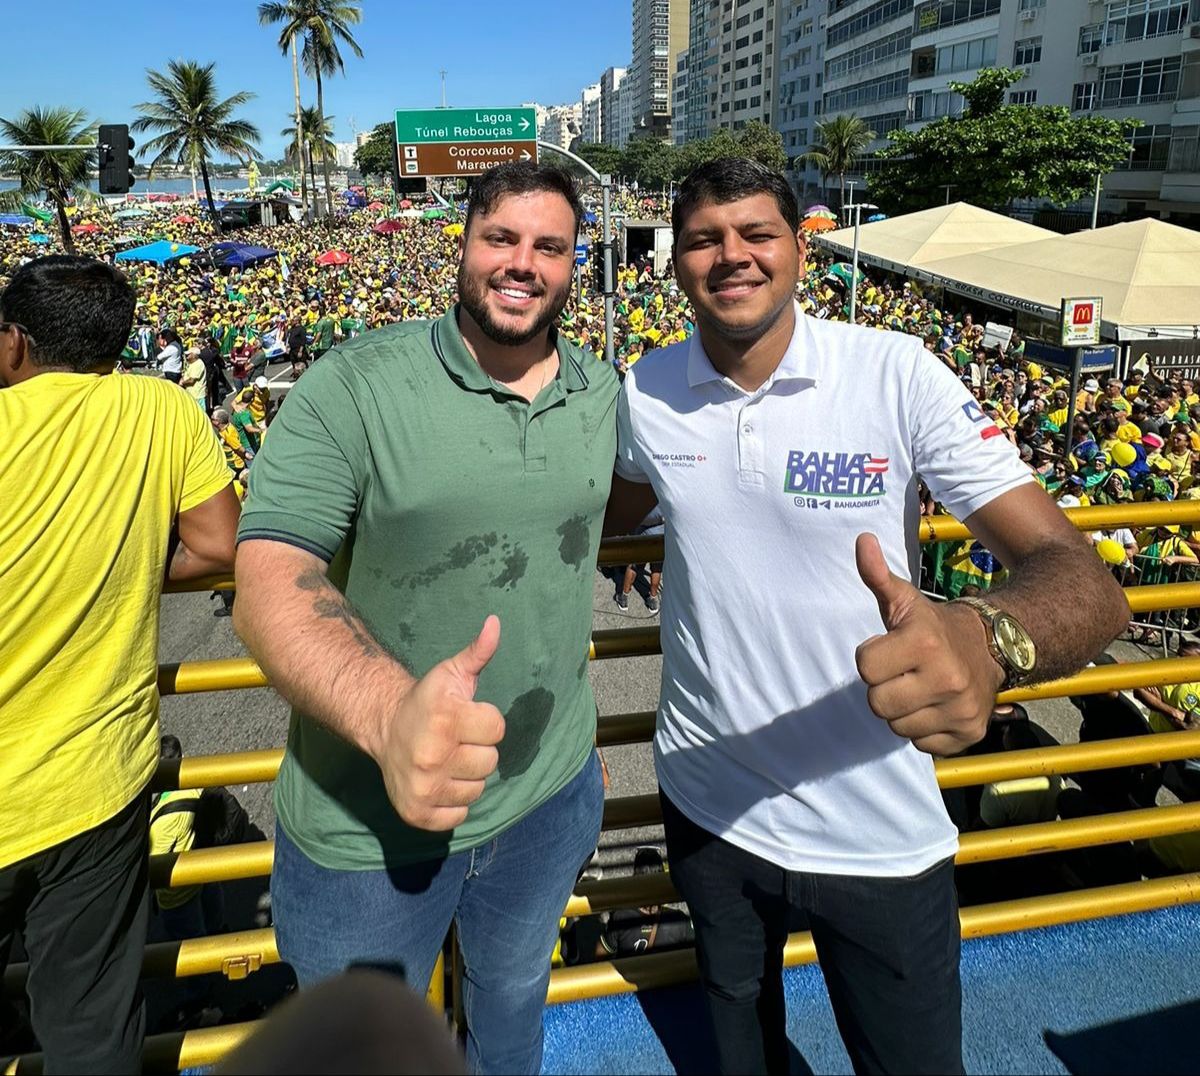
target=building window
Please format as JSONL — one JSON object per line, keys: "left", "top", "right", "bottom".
{"left": 913, "top": 0, "right": 1000, "bottom": 33}
{"left": 908, "top": 89, "right": 964, "bottom": 121}
{"left": 736, "top": 12, "right": 750, "bottom": 27}
{"left": 827, "top": 0, "right": 914, "bottom": 49}
{"left": 736, "top": 35, "right": 749, "bottom": 47}
{"left": 1123, "top": 122, "right": 1172, "bottom": 170}
{"left": 1018, "top": 0, "right": 1044, "bottom": 9}
{"left": 825, "top": 28, "right": 912, "bottom": 82}
{"left": 1078, "top": 24, "right": 1103, "bottom": 53}
{"left": 1104, "top": 0, "right": 1189, "bottom": 45}
{"left": 1073, "top": 81, "right": 1098, "bottom": 110}
{"left": 753, "top": 29, "right": 764, "bottom": 42}
{"left": 935, "top": 35, "right": 997, "bottom": 75}
{"left": 1013, "top": 37, "right": 1042, "bottom": 65}
{"left": 824, "top": 69, "right": 909, "bottom": 112}
{"left": 1009, "top": 89, "right": 1038, "bottom": 104}
{"left": 1169, "top": 124, "right": 1200, "bottom": 172}
{"left": 1099, "top": 56, "right": 1183, "bottom": 106}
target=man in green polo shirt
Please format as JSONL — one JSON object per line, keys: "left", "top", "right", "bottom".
{"left": 233, "top": 163, "right": 617, "bottom": 1076}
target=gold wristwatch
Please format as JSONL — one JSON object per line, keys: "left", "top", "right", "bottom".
{"left": 950, "top": 596, "right": 1037, "bottom": 690}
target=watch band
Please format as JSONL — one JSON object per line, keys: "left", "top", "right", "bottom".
{"left": 949, "top": 595, "right": 1027, "bottom": 690}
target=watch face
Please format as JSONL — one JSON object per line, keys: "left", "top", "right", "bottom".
{"left": 995, "top": 614, "right": 1037, "bottom": 673}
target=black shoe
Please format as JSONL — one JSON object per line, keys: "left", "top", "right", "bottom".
{"left": 214, "top": 606, "right": 232, "bottom": 618}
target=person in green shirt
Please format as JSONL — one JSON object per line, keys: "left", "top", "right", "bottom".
{"left": 233, "top": 163, "right": 617, "bottom": 1076}
{"left": 310, "top": 303, "right": 336, "bottom": 359}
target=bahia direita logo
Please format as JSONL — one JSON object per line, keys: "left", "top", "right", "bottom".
{"left": 784, "top": 451, "right": 889, "bottom": 510}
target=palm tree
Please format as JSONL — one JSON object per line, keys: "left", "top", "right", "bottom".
{"left": 0, "top": 107, "right": 95, "bottom": 254}
{"left": 132, "top": 60, "right": 261, "bottom": 232}
{"left": 259, "top": 3, "right": 309, "bottom": 215}
{"left": 259, "top": 1, "right": 363, "bottom": 218}
{"left": 282, "top": 106, "right": 336, "bottom": 208}
{"left": 803, "top": 114, "right": 877, "bottom": 210}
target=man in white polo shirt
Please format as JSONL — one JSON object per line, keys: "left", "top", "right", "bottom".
{"left": 606, "top": 159, "right": 1130, "bottom": 1074}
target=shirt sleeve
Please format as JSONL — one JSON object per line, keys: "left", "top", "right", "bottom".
{"left": 177, "top": 389, "right": 235, "bottom": 513}
{"left": 906, "top": 343, "right": 1035, "bottom": 520}
{"left": 615, "top": 378, "right": 651, "bottom": 484}
{"left": 237, "top": 360, "right": 366, "bottom": 560}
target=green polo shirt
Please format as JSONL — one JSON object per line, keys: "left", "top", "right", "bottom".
{"left": 238, "top": 307, "right": 619, "bottom": 869}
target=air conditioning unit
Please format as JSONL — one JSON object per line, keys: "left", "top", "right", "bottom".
{"left": 1019, "top": 8, "right": 1038, "bottom": 20}
{"left": 1082, "top": 52, "right": 1099, "bottom": 65}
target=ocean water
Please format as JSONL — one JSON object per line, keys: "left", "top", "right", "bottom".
{"left": 0, "top": 176, "right": 296, "bottom": 197}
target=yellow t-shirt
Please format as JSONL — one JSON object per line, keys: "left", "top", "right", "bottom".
{"left": 150, "top": 788, "right": 203, "bottom": 909}
{"left": 0, "top": 373, "right": 231, "bottom": 868}
{"left": 183, "top": 357, "right": 207, "bottom": 405}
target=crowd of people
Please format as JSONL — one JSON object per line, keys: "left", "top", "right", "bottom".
{"left": 1, "top": 159, "right": 1198, "bottom": 1074}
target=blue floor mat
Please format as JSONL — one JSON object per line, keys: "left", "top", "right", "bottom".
{"left": 542, "top": 903, "right": 1200, "bottom": 1075}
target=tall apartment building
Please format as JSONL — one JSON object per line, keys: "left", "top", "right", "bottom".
{"left": 601, "top": 66, "right": 628, "bottom": 146}
{"left": 678, "top": 0, "right": 781, "bottom": 140}
{"left": 617, "top": 78, "right": 638, "bottom": 147}
{"left": 776, "top": 0, "right": 828, "bottom": 199}
{"left": 581, "top": 83, "right": 603, "bottom": 144}
{"left": 673, "top": 50, "right": 691, "bottom": 143}
{"left": 539, "top": 103, "right": 583, "bottom": 150}
{"left": 816, "top": 0, "right": 1200, "bottom": 218}
{"left": 628, "top": 0, "right": 690, "bottom": 140}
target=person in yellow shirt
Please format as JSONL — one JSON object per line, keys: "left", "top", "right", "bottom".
{"left": 0, "top": 256, "right": 239, "bottom": 1073}
{"left": 239, "top": 375, "right": 272, "bottom": 425}
{"left": 179, "top": 345, "right": 208, "bottom": 410}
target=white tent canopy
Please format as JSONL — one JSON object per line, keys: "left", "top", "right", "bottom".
{"left": 916, "top": 218, "right": 1200, "bottom": 339}
{"left": 817, "top": 202, "right": 1055, "bottom": 276}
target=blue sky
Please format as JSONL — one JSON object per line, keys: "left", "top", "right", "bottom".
{"left": 1, "top": 0, "right": 630, "bottom": 159}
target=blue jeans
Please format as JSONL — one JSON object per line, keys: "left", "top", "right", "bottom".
{"left": 273, "top": 752, "right": 603, "bottom": 1075}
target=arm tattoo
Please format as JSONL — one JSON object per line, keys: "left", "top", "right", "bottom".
{"left": 295, "top": 568, "right": 386, "bottom": 660}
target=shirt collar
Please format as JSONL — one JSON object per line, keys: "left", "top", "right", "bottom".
{"left": 686, "top": 301, "right": 820, "bottom": 390}
{"left": 432, "top": 304, "right": 589, "bottom": 396}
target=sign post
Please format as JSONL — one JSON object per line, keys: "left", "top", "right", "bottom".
{"left": 394, "top": 107, "right": 538, "bottom": 178}
{"left": 1060, "top": 297, "right": 1103, "bottom": 452}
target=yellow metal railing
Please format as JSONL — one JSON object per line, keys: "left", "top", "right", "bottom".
{"left": 12, "top": 498, "right": 1193, "bottom": 1071}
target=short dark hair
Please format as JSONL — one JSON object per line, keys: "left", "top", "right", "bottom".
{"left": 672, "top": 158, "right": 799, "bottom": 247}
{"left": 160, "top": 734, "right": 184, "bottom": 760}
{"left": 465, "top": 162, "right": 582, "bottom": 238}
{"left": 0, "top": 256, "right": 136, "bottom": 372}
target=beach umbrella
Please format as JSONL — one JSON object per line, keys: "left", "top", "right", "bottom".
{"left": 172, "top": 214, "right": 197, "bottom": 224}
{"left": 422, "top": 208, "right": 446, "bottom": 220}
{"left": 826, "top": 262, "right": 866, "bottom": 288}
{"left": 71, "top": 222, "right": 101, "bottom": 234}
{"left": 804, "top": 207, "right": 837, "bottom": 220}
{"left": 28, "top": 234, "right": 50, "bottom": 245}
{"left": 368, "top": 201, "right": 385, "bottom": 211}
{"left": 372, "top": 219, "right": 405, "bottom": 235}
{"left": 800, "top": 217, "right": 836, "bottom": 233}
{"left": 113, "top": 235, "right": 142, "bottom": 247}
{"left": 442, "top": 222, "right": 464, "bottom": 238}
{"left": 868, "top": 213, "right": 888, "bottom": 222}
{"left": 399, "top": 199, "right": 413, "bottom": 209}
{"left": 316, "top": 249, "right": 351, "bottom": 266}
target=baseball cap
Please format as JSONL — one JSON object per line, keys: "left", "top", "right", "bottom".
{"left": 254, "top": 375, "right": 269, "bottom": 389}
{"left": 1084, "top": 378, "right": 1100, "bottom": 392}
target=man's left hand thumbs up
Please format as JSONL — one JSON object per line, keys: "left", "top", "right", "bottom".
{"left": 854, "top": 533, "right": 1003, "bottom": 757}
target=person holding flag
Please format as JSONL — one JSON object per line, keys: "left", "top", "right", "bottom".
{"left": 604, "top": 158, "right": 1130, "bottom": 1075}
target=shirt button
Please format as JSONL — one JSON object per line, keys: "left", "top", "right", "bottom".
{"left": 743, "top": 424, "right": 753, "bottom": 434}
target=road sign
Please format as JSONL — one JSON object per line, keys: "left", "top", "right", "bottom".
{"left": 1061, "top": 296, "right": 1102, "bottom": 347}
{"left": 394, "top": 107, "right": 539, "bottom": 178}
{"left": 575, "top": 242, "right": 589, "bottom": 266}
{"left": 397, "top": 140, "right": 536, "bottom": 178}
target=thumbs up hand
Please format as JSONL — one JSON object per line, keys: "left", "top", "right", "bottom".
{"left": 854, "top": 534, "right": 1003, "bottom": 757}
{"left": 372, "top": 615, "right": 507, "bottom": 831}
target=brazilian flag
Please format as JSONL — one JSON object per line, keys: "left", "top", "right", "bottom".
{"left": 941, "top": 540, "right": 1005, "bottom": 598}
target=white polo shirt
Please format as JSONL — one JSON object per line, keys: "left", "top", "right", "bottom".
{"left": 616, "top": 304, "right": 1035, "bottom": 877}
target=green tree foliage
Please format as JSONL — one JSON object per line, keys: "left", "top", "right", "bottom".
{"left": 731, "top": 120, "right": 788, "bottom": 173}
{"left": 870, "top": 68, "right": 1139, "bottom": 213}
{"left": 621, "top": 136, "right": 677, "bottom": 189}
{"left": 0, "top": 106, "right": 95, "bottom": 254}
{"left": 575, "top": 142, "right": 623, "bottom": 178}
{"left": 353, "top": 122, "right": 394, "bottom": 180}
{"left": 282, "top": 105, "right": 335, "bottom": 200}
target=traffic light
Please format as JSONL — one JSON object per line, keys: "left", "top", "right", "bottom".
{"left": 98, "top": 124, "right": 136, "bottom": 194}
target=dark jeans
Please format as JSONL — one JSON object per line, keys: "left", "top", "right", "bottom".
{"left": 162, "top": 370, "right": 182, "bottom": 384}
{"left": 0, "top": 793, "right": 149, "bottom": 1074}
{"left": 661, "top": 792, "right": 963, "bottom": 1076}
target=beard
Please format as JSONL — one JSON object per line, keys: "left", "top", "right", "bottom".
{"left": 457, "top": 265, "right": 572, "bottom": 347}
